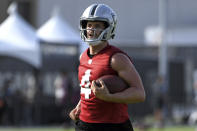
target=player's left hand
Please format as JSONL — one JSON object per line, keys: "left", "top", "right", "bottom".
{"left": 69, "top": 106, "right": 80, "bottom": 121}
{"left": 91, "top": 80, "right": 110, "bottom": 100}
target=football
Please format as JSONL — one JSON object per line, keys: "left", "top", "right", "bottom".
{"left": 95, "top": 75, "right": 129, "bottom": 93}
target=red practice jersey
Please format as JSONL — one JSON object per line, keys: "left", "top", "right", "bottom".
{"left": 78, "top": 44, "right": 131, "bottom": 123}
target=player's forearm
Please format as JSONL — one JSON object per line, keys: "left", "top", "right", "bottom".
{"left": 76, "top": 100, "right": 81, "bottom": 108}
{"left": 105, "top": 87, "right": 146, "bottom": 104}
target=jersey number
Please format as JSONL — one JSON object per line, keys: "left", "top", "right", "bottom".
{"left": 80, "top": 69, "right": 92, "bottom": 99}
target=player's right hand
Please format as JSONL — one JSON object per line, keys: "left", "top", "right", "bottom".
{"left": 69, "top": 107, "right": 80, "bottom": 121}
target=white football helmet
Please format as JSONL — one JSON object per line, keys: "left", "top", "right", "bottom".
{"left": 80, "top": 4, "right": 117, "bottom": 46}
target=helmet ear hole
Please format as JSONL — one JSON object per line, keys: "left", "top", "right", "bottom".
{"left": 103, "top": 21, "right": 109, "bottom": 29}
{"left": 103, "top": 33, "right": 107, "bottom": 39}
{"left": 111, "top": 34, "right": 115, "bottom": 39}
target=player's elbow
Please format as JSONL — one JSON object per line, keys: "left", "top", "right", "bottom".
{"left": 127, "top": 88, "right": 146, "bottom": 104}
{"left": 138, "top": 88, "right": 146, "bottom": 102}
{"left": 125, "top": 97, "right": 145, "bottom": 104}
{"left": 133, "top": 93, "right": 146, "bottom": 103}
{"left": 139, "top": 91, "right": 146, "bottom": 102}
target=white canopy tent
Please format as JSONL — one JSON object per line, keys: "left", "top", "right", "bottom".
{"left": 144, "top": 26, "right": 197, "bottom": 46}
{"left": 36, "top": 7, "right": 88, "bottom": 54}
{"left": 0, "top": 3, "right": 41, "bottom": 68}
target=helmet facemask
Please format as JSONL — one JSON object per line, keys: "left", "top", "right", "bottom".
{"left": 80, "top": 20, "right": 110, "bottom": 46}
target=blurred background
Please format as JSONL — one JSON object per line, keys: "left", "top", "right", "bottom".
{"left": 0, "top": 0, "right": 197, "bottom": 130}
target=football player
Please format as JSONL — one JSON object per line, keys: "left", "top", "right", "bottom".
{"left": 69, "top": 3, "right": 145, "bottom": 131}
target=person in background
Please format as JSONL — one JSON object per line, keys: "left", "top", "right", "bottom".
{"left": 152, "top": 76, "right": 168, "bottom": 128}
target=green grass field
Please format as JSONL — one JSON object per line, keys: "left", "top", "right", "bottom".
{"left": 0, "top": 126, "right": 195, "bottom": 131}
